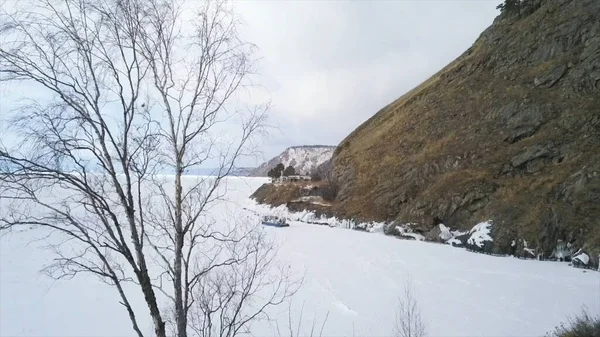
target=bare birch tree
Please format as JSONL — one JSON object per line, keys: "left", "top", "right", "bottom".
{"left": 394, "top": 279, "right": 426, "bottom": 337}
{"left": 274, "top": 301, "right": 329, "bottom": 337}
{"left": 0, "top": 1, "right": 295, "bottom": 337}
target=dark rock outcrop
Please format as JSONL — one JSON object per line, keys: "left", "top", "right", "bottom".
{"left": 250, "top": 181, "right": 336, "bottom": 218}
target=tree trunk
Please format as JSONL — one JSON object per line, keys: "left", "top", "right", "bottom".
{"left": 174, "top": 167, "right": 187, "bottom": 337}
{"left": 140, "top": 271, "right": 167, "bottom": 337}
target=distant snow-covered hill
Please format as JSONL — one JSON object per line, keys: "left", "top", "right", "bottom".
{"left": 250, "top": 145, "right": 336, "bottom": 176}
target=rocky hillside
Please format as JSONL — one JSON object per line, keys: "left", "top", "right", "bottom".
{"left": 331, "top": 0, "right": 600, "bottom": 262}
{"left": 250, "top": 145, "right": 336, "bottom": 176}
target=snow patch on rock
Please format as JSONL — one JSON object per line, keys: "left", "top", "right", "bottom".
{"left": 367, "top": 222, "right": 387, "bottom": 233}
{"left": 572, "top": 251, "right": 590, "bottom": 265}
{"left": 245, "top": 199, "right": 596, "bottom": 271}
{"left": 523, "top": 239, "right": 536, "bottom": 257}
{"left": 250, "top": 146, "right": 335, "bottom": 176}
{"left": 467, "top": 221, "right": 493, "bottom": 248}
{"left": 394, "top": 224, "right": 425, "bottom": 241}
{"left": 439, "top": 223, "right": 452, "bottom": 241}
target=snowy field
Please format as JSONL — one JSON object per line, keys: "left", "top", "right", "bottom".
{"left": 1, "top": 177, "right": 599, "bottom": 337}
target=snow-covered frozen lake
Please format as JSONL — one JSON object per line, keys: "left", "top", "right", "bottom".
{"left": 1, "top": 177, "right": 598, "bottom": 336}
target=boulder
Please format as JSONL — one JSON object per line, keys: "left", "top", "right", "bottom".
{"left": 465, "top": 221, "right": 494, "bottom": 254}
{"left": 425, "top": 225, "right": 442, "bottom": 242}
{"left": 572, "top": 249, "right": 590, "bottom": 268}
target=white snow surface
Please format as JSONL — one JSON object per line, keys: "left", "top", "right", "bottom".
{"left": 1, "top": 177, "right": 599, "bottom": 337}
{"left": 467, "top": 221, "right": 493, "bottom": 248}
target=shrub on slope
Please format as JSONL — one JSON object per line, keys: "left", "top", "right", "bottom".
{"left": 547, "top": 309, "right": 600, "bottom": 337}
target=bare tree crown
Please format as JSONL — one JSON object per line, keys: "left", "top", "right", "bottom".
{"left": 0, "top": 1, "right": 293, "bottom": 337}
{"left": 394, "top": 279, "right": 426, "bottom": 337}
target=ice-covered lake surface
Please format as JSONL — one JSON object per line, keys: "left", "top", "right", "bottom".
{"left": 1, "top": 177, "right": 599, "bottom": 337}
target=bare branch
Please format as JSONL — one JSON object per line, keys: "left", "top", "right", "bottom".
{"left": 394, "top": 279, "right": 427, "bottom": 337}
{"left": 1, "top": 1, "right": 278, "bottom": 337}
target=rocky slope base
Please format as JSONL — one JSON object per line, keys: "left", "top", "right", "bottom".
{"left": 250, "top": 186, "right": 596, "bottom": 270}
{"left": 330, "top": 0, "right": 600, "bottom": 264}
{"left": 251, "top": 181, "right": 336, "bottom": 218}
{"left": 249, "top": 145, "right": 336, "bottom": 176}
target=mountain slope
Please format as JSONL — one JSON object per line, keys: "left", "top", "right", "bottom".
{"left": 331, "top": 0, "right": 600, "bottom": 261}
{"left": 250, "top": 145, "right": 336, "bottom": 176}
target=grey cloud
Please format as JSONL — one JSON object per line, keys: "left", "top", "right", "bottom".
{"left": 235, "top": 0, "right": 500, "bottom": 163}
{"left": 0, "top": 0, "right": 501, "bottom": 168}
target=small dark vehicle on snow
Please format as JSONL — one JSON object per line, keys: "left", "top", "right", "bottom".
{"left": 261, "top": 215, "right": 289, "bottom": 228}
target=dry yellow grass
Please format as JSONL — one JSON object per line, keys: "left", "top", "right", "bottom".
{"left": 330, "top": 0, "right": 600, "bottom": 258}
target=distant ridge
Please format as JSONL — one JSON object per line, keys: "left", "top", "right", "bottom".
{"left": 249, "top": 145, "right": 336, "bottom": 177}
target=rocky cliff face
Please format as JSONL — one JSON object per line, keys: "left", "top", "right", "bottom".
{"left": 331, "top": 0, "right": 600, "bottom": 260}
{"left": 250, "top": 145, "right": 336, "bottom": 176}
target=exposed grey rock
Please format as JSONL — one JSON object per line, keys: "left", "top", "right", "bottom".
{"left": 425, "top": 225, "right": 442, "bottom": 242}
{"left": 534, "top": 64, "right": 568, "bottom": 88}
{"left": 452, "top": 233, "right": 470, "bottom": 247}
{"left": 551, "top": 240, "right": 575, "bottom": 261}
{"left": 510, "top": 145, "right": 553, "bottom": 168}
{"left": 504, "top": 124, "right": 540, "bottom": 143}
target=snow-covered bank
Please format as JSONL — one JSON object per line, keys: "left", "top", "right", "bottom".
{"left": 1, "top": 177, "right": 599, "bottom": 337}
{"left": 245, "top": 197, "right": 600, "bottom": 336}
{"left": 246, "top": 199, "right": 598, "bottom": 270}
{"left": 251, "top": 217, "right": 600, "bottom": 337}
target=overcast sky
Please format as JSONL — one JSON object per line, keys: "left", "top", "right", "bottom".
{"left": 0, "top": 0, "right": 501, "bottom": 169}
{"left": 233, "top": 0, "right": 500, "bottom": 164}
